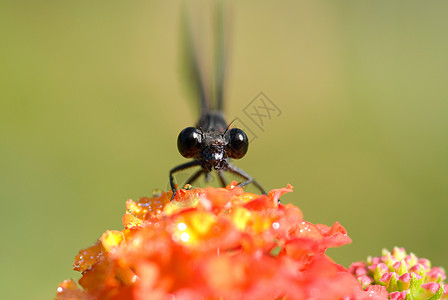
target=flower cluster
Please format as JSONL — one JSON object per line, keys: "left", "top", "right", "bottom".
{"left": 349, "top": 247, "right": 447, "bottom": 300}
{"left": 55, "top": 183, "right": 382, "bottom": 300}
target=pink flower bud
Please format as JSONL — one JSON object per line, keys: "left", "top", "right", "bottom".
{"left": 393, "top": 260, "right": 408, "bottom": 275}
{"left": 427, "top": 267, "right": 447, "bottom": 281}
{"left": 370, "top": 256, "right": 381, "bottom": 266}
{"left": 422, "top": 282, "right": 440, "bottom": 293}
{"left": 404, "top": 253, "right": 418, "bottom": 267}
{"left": 409, "top": 263, "right": 425, "bottom": 276}
{"left": 358, "top": 275, "right": 373, "bottom": 289}
{"left": 391, "top": 247, "right": 406, "bottom": 261}
{"left": 442, "top": 285, "right": 448, "bottom": 299}
{"left": 389, "top": 291, "right": 407, "bottom": 300}
{"left": 399, "top": 273, "right": 411, "bottom": 283}
{"left": 418, "top": 258, "right": 431, "bottom": 270}
{"left": 349, "top": 261, "right": 368, "bottom": 277}
{"left": 380, "top": 272, "right": 397, "bottom": 289}
{"left": 398, "top": 273, "right": 411, "bottom": 290}
{"left": 374, "top": 263, "right": 390, "bottom": 283}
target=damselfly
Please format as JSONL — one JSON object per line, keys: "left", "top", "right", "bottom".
{"left": 169, "top": 5, "right": 266, "bottom": 200}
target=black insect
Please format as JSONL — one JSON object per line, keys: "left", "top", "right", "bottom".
{"left": 169, "top": 6, "right": 266, "bottom": 200}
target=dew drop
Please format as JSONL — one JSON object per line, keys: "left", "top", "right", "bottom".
{"left": 180, "top": 232, "right": 190, "bottom": 242}
{"left": 178, "top": 222, "right": 187, "bottom": 231}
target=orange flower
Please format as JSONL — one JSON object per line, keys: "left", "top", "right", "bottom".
{"left": 56, "top": 183, "right": 379, "bottom": 300}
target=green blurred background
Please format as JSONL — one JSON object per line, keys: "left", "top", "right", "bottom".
{"left": 1, "top": 0, "right": 448, "bottom": 299}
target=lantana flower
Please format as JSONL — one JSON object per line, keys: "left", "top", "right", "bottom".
{"left": 57, "top": 183, "right": 442, "bottom": 299}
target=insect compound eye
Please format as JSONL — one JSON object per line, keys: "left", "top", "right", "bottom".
{"left": 225, "top": 128, "right": 248, "bottom": 159}
{"left": 177, "top": 127, "right": 203, "bottom": 158}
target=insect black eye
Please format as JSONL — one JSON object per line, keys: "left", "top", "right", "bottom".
{"left": 177, "top": 127, "right": 202, "bottom": 158}
{"left": 225, "top": 128, "right": 248, "bottom": 159}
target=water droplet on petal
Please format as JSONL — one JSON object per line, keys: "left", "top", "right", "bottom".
{"left": 180, "top": 232, "right": 190, "bottom": 242}
{"left": 178, "top": 222, "right": 187, "bottom": 231}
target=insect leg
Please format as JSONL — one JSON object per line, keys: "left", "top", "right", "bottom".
{"left": 204, "top": 172, "right": 212, "bottom": 183}
{"left": 217, "top": 169, "right": 227, "bottom": 188}
{"left": 224, "top": 163, "right": 267, "bottom": 195}
{"left": 169, "top": 160, "right": 201, "bottom": 200}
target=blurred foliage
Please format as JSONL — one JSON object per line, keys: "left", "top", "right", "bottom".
{"left": 1, "top": 0, "right": 447, "bottom": 299}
